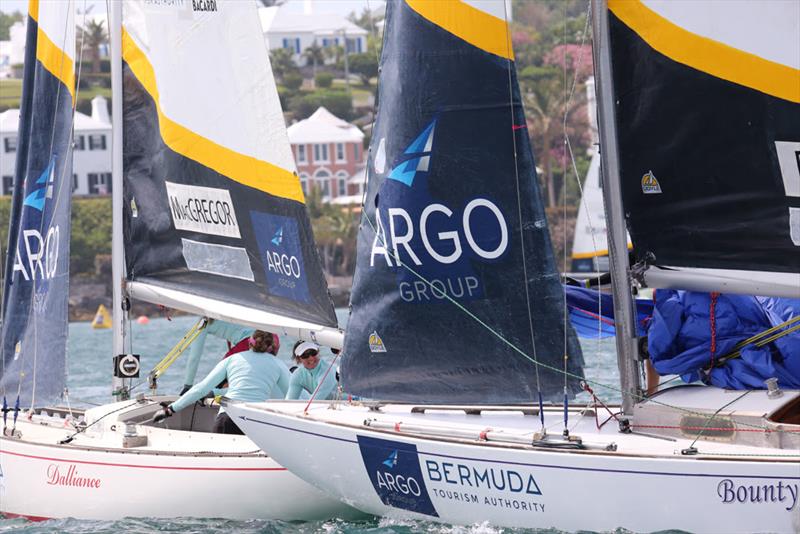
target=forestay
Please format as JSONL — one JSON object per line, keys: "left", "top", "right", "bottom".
{"left": 0, "top": 0, "right": 74, "bottom": 407}
{"left": 120, "top": 1, "right": 337, "bottom": 333}
{"left": 341, "top": 0, "right": 583, "bottom": 403}
{"left": 607, "top": 0, "right": 800, "bottom": 292}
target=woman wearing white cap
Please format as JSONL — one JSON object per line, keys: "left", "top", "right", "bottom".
{"left": 286, "top": 340, "right": 339, "bottom": 400}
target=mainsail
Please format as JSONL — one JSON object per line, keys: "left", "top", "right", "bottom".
{"left": 0, "top": 0, "right": 74, "bottom": 407}
{"left": 607, "top": 0, "right": 800, "bottom": 296}
{"left": 120, "top": 1, "right": 337, "bottom": 334}
{"left": 341, "top": 0, "right": 583, "bottom": 404}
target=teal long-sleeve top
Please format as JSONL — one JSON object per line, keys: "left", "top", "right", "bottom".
{"left": 171, "top": 350, "right": 291, "bottom": 413}
{"left": 183, "top": 319, "right": 253, "bottom": 386}
{"left": 286, "top": 358, "right": 338, "bottom": 400}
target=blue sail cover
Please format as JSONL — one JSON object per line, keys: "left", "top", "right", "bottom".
{"left": 565, "top": 286, "right": 653, "bottom": 339}
{"left": 1, "top": 1, "right": 74, "bottom": 407}
{"left": 648, "top": 291, "right": 800, "bottom": 389}
{"left": 340, "top": 0, "right": 583, "bottom": 404}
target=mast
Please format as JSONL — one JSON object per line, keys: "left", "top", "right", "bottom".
{"left": 110, "top": 0, "right": 129, "bottom": 400}
{"left": 591, "top": 0, "right": 640, "bottom": 414}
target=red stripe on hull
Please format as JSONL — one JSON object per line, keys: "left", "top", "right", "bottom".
{"left": 0, "top": 448, "right": 287, "bottom": 472}
{"left": 0, "top": 511, "right": 52, "bottom": 521}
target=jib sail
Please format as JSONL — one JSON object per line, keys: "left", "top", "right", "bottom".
{"left": 120, "top": 1, "right": 337, "bottom": 333}
{"left": 1, "top": 0, "right": 74, "bottom": 406}
{"left": 340, "top": 0, "right": 583, "bottom": 404}
{"left": 607, "top": 0, "right": 800, "bottom": 296}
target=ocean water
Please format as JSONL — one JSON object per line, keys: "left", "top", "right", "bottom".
{"left": 1, "top": 312, "right": 625, "bottom": 534}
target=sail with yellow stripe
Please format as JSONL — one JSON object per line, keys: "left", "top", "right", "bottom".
{"left": 0, "top": 0, "right": 74, "bottom": 406}
{"left": 120, "top": 0, "right": 337, "bottom": 334}
{"left": 606, "top": 0, "right": 800, "bottom": 294}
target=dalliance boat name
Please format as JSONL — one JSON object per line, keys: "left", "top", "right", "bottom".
{"left": 46, "top": 464, "right": 102, "bottom": 489}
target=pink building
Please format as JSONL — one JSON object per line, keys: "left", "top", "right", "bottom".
{"left": 288, "top": 107, "right": 365, "bottom": 200}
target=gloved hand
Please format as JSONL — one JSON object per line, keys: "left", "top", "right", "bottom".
{"left": 152, "top": 404, "right": 174, "bottom": 424}
{"left": 179, "top": 384, "right": 192, "bottom": 395}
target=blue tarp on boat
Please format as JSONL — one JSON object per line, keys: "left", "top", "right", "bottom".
{"left": 648, "top": 291, "right": 800, "bottom": 389}
{"left": 564, "top": 286, "right": 653, "bottom": 339}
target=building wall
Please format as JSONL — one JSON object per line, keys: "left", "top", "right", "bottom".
{"left": 293, "top": 140, "right": 363, "bottom": 199}
{"left": 0, "top": 128, "right": 111, "bottom": 197}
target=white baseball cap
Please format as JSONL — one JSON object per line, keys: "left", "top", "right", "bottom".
{"left": 294, "top": 341, "right": 320, "bottom": 357}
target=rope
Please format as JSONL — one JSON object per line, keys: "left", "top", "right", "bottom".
{"left": 303, "top": 352, "right": 341, "bottom": 415}
{"left": 708, "top": 292, "right": 719, "bottom": 370}
{"left": 147, "top": 317, "right": 207, "bottom": 391}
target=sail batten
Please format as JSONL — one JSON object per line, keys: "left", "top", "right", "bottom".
{"left": 340, "top": 0, "right": 583, "bottom": 404}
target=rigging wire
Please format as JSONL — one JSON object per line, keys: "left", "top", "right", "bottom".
{"left": 502, "top": 0, "right": 545, "bottom": 432}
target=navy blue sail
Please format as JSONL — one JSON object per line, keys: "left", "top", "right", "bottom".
{"left": 1, "top": 1, "right": 74, "bottom": 407}
{"left": 340, "top": 0, "right": 583, "bottom": 403}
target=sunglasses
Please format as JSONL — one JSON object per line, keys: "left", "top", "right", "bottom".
{"left": 299, "top": 350, "right": 319, "bottom": 360}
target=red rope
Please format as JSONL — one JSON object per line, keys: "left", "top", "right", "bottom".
{"left": 709, "top": 292, "right": 720, "bottom": 369}
{"left": 582, "top": 382, "right": 620, "bottom": 430}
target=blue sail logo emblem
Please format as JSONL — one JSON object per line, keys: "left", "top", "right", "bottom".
{"left": 386, "top": 120, "right": 436, "bottom": 187}
{"left": 23, "top": 159, "right": 56, "bottom": 212}
{"left": 271, "top": 226, "right": 283, "bottom": 246}
{"left": 382, "top": 450, "right": 399, "bottom": 468}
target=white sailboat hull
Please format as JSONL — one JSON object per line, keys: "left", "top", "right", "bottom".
{"left": 0, "top": 400, "right": 359, "bottom": 521}
{"left": 227, "top": 396, "right": 800, "bottom": 533}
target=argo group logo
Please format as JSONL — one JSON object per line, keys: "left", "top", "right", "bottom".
{"left": 357, "top": 435, "right": 438, "bottom": 517}
{"left": 250, "top": 211, "right": 310, "bottom": 303}
{"left": 370, "top": 119, "right": 510, "bottom": 304}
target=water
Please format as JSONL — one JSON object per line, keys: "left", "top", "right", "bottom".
{"left": 2, "top": 312, "right": 623, "bottom": 533}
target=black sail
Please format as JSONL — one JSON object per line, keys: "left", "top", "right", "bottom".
{"left": 340, "top": 0, "right": 583, "bottom": 404}
{"left": 608, "top": 0, "right": 800, "bottom": 275}
{"left": 120, "top": 1, "right": 336, "bottom": 331}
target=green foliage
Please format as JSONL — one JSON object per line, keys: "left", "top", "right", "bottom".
{"left": 288, "top": 89, "right": 353, "bottom": 121}
{"left": 69, "top": 198, "right": 112, "bottom": 275}
{"left": 269, "top": 48, "right": 299, "bottom": 81}
{"left": 347, "top": 53, "right": 378, "bottom": 85}
{"left": 315, "top": 72, "right": 333, "bottom": 89}
{"left": 0, "top": 11, "right": 23, "bottom": 41}
{"left": 283, "top": 72, "right": 303, "bottom": 91}
{"left": 303, "top": 43, "right": 325, "bottom": 72}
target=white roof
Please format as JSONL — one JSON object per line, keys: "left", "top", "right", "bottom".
{"left": 259, "top": 5, "right": 367, "bottom": 36}
{"left": 288, "top": 107, "right": 364, "bottom": 144}
{"left": 0, "top": 108, "right": 110, "bottom": 134}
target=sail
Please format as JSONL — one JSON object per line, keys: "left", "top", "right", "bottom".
{"left": 1, "top": 0, "right": 74, "bottom": 407}
{"left": 607, "top": 0, "right": 800, "bottom": 295}
{"left": 120, "top": 1, "right": 337, "bottom": 333}
{"left": 340, "top": 0, "right": 583, "bottom": 404}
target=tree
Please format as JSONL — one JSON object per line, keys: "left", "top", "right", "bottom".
{"left": 315, "top": 72, "right": 333, "bottom": 89}
{"left": 303, "top": 42, "right": 325, "bottom": 78}
{"left": 0, "top": 11, "right": 23, "bottom": 41}
{"left": 322, "top": 43, "right": 344, "bottom": 67}
{"left": 77, "top": 19, "right": 107, "bottom": 75}
{"left": 269, "top": 48, "right": 299, "bottom": 82}
{"left": 347, "top": 53, "right": 378, "bottom": 86}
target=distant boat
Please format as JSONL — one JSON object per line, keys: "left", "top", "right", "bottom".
{"left": 1, "top": 0, "right": 353, "bottom": 521}
{"left": 91, "top": 304, "right": 112, "bottom": 329}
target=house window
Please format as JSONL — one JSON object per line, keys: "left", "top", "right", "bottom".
{"left": 88, "top": 134, "right": 106, "bottom": 150}
{"left": 74, "top": 135, "right": 85, "bottom": 150}
{"left": 296, "top": 144, "right": 307, "bottom": 163}
{"left": 313, "top": 144, "right": 329, "bottom": 163}
{"left": 315, "top": 169, "right": 331, "bottom": 198}
{"left": 2, "top": 175, "right": 13, "bottom": 195}
{"left": 346, "top": 38, "right": 361, "bottom": 54}
{"left": 336, "top": 172, "right": 348, "bottom": 196}
{"left": 282, "top": 37, "right": 300, "bottom": 54}
{"left": 72, "top": 173, "right": 78, "bottom": 192}
{"left": 88, "top": 172, "right": 112, "bottom": 194}
{"left": 4, "top": 137, "right": 17, "bottom": 153}
{"left": 336, "top": 143, "right": 345, "bottom": 162}
{"left": 299, "top": 173, "right": 309, "bottom": 194}
{"left": 354, "top": 143, "right": 360, "bottom": 162}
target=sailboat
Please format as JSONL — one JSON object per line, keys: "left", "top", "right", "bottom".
{"left": 226, "top": 1, "right": 800, "bottom": 532}
{"left": 0, "top": 0, "right": 355, "bottom": 521}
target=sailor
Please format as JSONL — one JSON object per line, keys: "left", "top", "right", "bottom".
{"left": 152, "top": 330, "right": 291, "bottom": 434}
{"left": 285, "top": 341, "right": 339, "bottom": 400}
{"left": 180, "top": 318, "right": 254, "bottom": 394}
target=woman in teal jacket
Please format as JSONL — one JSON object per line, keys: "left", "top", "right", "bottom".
{"left": 152, "top": 330, "right": 290, "bottom": 434}
{"left": 286, "top": 341, "right": 339, "bottom": 400}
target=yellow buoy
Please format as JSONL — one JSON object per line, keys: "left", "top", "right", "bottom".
{"left": 91, "top": 304, "right": 112, "bottom": 329}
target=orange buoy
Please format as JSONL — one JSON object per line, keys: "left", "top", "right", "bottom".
{"left": 136, "top": 315, "right": 150, "bottom": 325}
